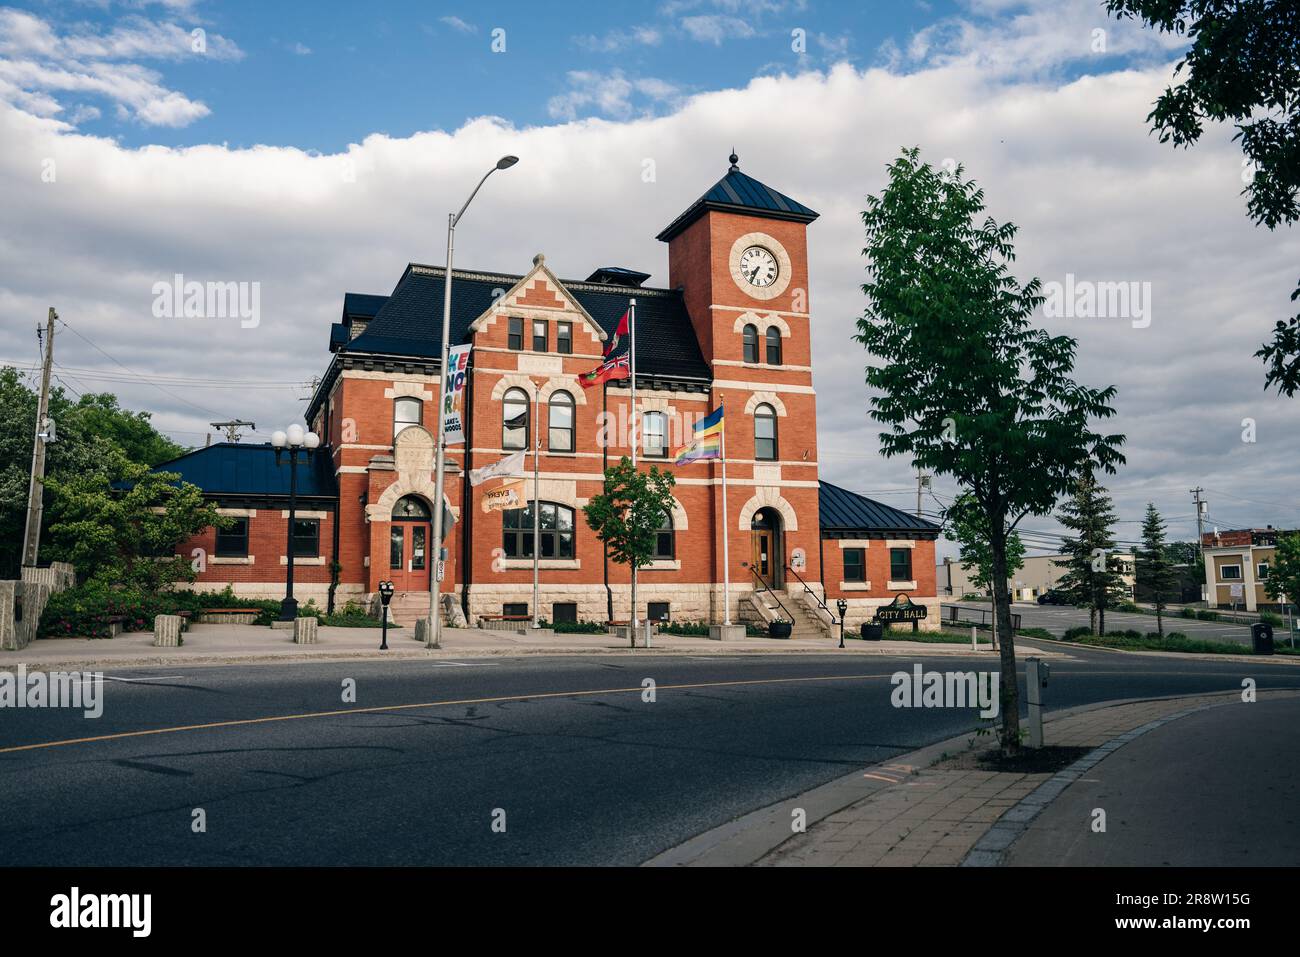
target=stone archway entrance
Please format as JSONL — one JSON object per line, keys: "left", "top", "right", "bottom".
{"left": 750, "top": 506, "right": 784, "bottom": 589}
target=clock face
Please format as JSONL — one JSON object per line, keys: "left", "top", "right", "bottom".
{"left": 738, "top": 246, "right": 778, "bottom": 288}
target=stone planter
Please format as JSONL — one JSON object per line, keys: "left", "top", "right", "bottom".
{"left": 293, "top": 617, "right": 318, "bottom": 645}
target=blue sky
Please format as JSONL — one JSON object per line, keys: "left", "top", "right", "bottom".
{"left": 2, "top": 0, "right": 1152, "bottom": 151}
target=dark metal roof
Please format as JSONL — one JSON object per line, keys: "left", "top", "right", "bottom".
{"left": 344, "top": 264, "right": 712, "bottom": 382}
{"left": 656, "top": 160, "right": 819, "bottom": 242}
{"left": 149, "top": 442, "right": 338, "bottom": 501}
{"left": 586, "top": 266, "right": 651, "bottom": 287}
{"left": 819, "top": 480, "right": 939, "bottom": 537}
{"left": 342, "top": 292, "right": 387, "bottom": 323}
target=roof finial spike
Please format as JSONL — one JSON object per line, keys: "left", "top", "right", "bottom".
{"left": 728, "top": 149, "right": 739, "bottom": 172}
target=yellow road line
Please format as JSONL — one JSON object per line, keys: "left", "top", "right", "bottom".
{"left": 0, "top": 672, "right": 894, "bottom": 756}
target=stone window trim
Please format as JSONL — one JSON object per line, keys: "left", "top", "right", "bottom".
{"left": 887, "top": 580, "right": 918, "bottom": 591}
{"left": 216, "top": 507, "right": 257, "bottom": 518}
{"left": 489, "top": 373, "right": 589, "bottom": 406}
{"left": 280, "top": 556, "right": 327, "bottom": 566}
{"left": 384, "top": 381, "right": 435, "bottom": 401}
{"left": 732, "top": 312, "right": 791, "bottom": 337}
{"left": 837, "top": 539, "right": 872, "bottom": 549}
{"left": 885, "top": 539, "right": 916, "bottom": 549}
{"left": 839, "top": 581, "right": 873, "bottom": 591}
{"left": 501, "top": 559, "right": 581, "bottom": 570}
{"left": 211, "top": 555, "right": 255, "bottom": 566}
{"left": 642, "top": 559, "right": 682, "bottom": 572}
{"left": 280, "top": 509, "right": 329, "bottom": 520}
{"left": 743, "top": 392, "right": 788, "bottom": 417}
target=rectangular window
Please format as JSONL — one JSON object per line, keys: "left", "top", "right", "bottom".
{"left": 557, "top": 322, "right": 572, "bottom": 355}
{"left": 503, "top": 603, "right": 529, "bottom": 618}
{"left": 393, "top": 396, "right": 422, "bottom": 440}
{"left": 889, "top": 547, "right": 912, "bottom": 582}
{"left": 648, "top": 601, "right": 670, "bottom": 623}
{"left": 293, "top": 518, "right": 320, "bottom": 558}
{"left": 507, "top": 316, "right": 524, "bottom": 350}
{"left": 215, "top": 517, "right": 249, "bottom": 557}
{"left": 843, "top": 548, "right": 866, "bottom": 583}
{"left": 643, "top": 411, "right": 667, "bottom": 457}
{"left": 532, "top": 319, "right": 547, "bottom": 352}
{"left": 1220, "top": 564, "right": 1242, "bottom": 580}
{"left": 390, "top": 526, "right": 403, "bottom": 569}
{"left": 1258, "top": 562, "right": 1270, "bottom": 580}
{"left": 552, "top": 602, "right": 578, "bottom": 624}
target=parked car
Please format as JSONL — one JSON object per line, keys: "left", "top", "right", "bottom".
{"left": 1037, "top": 589, "right": 1071, "bottom": 605}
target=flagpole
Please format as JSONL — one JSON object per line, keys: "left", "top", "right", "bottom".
{"left": 720, "top": 394, "right": 731, "bottom": 626}
{"left": 628, "top": 297, "right": 639, "bottom": 645}
{"left": 532, "top": 379, "right": 540, "bottom": 630}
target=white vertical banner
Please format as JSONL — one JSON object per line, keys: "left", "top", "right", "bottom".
{"left": 442, "top": 343, "right": 472, "bottom": 445}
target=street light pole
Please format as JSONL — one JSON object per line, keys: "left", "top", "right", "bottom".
{"left": 427, "top": 155, "right": 519, "bottom": 649}
{"left": 272, "top": 425, "right": 320, "bottom": 622}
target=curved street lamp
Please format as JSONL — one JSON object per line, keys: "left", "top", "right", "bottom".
{"left": 428, "top": 155, "right": 519, "bottom": 648}
{"left": 272, "top": 425, "right": 320, "bottom": 622}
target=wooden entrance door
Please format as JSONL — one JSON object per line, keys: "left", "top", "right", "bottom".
{"left": 751, "top": 528, "right": 774, "bottom": 587}
{"left": 389, "top": 523, "right": 430, "bottom": 591}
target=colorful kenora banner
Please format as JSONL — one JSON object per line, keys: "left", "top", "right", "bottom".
{"left": 481, "top": 478, "right": 525, "bottom": 513}
{"left": 674, "top": 404, "right": 724, "bottom": 464}
{"left": 579, "top": 353, "right": 630, "bottom": 389}
{"left": 469, "top": 449, "right": 525, "bottom": 487}
{"left": 442, "top": 344, "right": 472, "bottom": 444}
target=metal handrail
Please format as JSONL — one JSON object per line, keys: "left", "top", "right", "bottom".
{"left": 786, "top": 564, "right": 838, "bottom": 624}
{"left": 742, "top": 562, "right": 795, "bottom": 622}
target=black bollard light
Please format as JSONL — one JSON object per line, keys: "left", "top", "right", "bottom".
{"left": 378, "top": 580, "right": 395, "bottom": 651}
{"left": 836, "top": 598, "right": 848, "bottom": 649}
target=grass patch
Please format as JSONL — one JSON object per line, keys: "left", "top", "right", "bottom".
{"left": 885, "top": 629, "right": 992, "bottom": 644}
{"left": 1054, "top": 629, "right": 1297, "bottom": 656}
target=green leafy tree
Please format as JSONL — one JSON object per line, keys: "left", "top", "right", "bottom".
{"left": 947, "top": 492, "right": 1026, "bottom": 593}
{"left": 1105, "top": 1, "right": 1300, "bottom": 395}
{"left": 1263, "top": 533, "right": 1300, "bottom": 615}
{"left": 583, "top": 456, "right": 677, "bottom": 647}
{"left": 855, "top": 148, "right": 1125, "bottom": 753}
{"left": 0, "top": 366, "right": 188, "bottom": 577}
{"left": 43, "top": 463, "right": 222, "bottom": 591}
{"left": 1136, "top": 502, "right": 1178, "bottom": 636}
{"left": 1054, "top": 475, "right": 1130, "bottom": 635}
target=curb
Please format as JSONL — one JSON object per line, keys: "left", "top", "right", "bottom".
{"left": 0, "top": 641, "right": 1067, "bottom": 674}
{"left": 642, "top": 688, "right": 1250, "bottom": 867}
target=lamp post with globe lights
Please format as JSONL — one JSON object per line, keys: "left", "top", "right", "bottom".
{"left": 271, "top": 424, "right": 320, "bottom": 622}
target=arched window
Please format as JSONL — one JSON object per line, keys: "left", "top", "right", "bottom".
{"left": 502, "top": 388, "right": 529, "bottom": 450}
{"left": 754, "top": 403, "right": 777, "bottom": 461}
{"left": 502, "top": 501, "right": 575, "bottom": 559}
{"left": 653, "top": 510, "right": 675, "bottom": 560}
{"left": 548, "top": 390, "right": 574, "bottom": 452}
{"left": 765, "top": 326, "right": 782, "bottom": 365}
{"left": 742, "top": 324, "right": 759, "bottom": 364}
{"left": 393, "top": 397, "right": 422, "bottom": 440}
{"left": 392, "top": 495, "right": 431, "bottom": 520}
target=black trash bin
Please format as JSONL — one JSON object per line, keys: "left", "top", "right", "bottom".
{"left": 860, "top": 622, "right": 883, "bottom": 641}
{"left": 1252, "top": 621, "right": 1274, "bottom": 655}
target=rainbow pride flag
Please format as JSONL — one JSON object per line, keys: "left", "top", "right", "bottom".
{"left": 674, "top": 405, "right": 723, "bottom": 464}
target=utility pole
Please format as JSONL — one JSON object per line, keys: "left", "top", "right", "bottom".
{"left": 1190, "top": 487, "right": 1206, "bottom": 552}
{"left": 21, "top": 308, "right": 56, "bottom": 569}
{"left": 916, "top": 469, "right": 931, "bottom": 518}
{"left": 210, "top": 420, "right": 255, "bottom": 443}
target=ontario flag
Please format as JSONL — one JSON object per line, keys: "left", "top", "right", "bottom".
{"left": 579, "top": 353, "right": 630, "bottom": 389}
{"left": 603, "top": 309, "right": 630, "bottom": 358}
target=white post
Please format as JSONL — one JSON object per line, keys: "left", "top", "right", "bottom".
{"left": 1026, "top": 657, "right": 1045, "bottom": 748}
{"left": 720, "top": 395, "right": 731, "bottom": 626}
{"left": 532, "top": 380, "right": 540, "bottom": 629}
{"left": 971, "top": 624, "right": 977, "bottom": 652}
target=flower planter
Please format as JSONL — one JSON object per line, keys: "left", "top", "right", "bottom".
{"left": 768, "top": 620, "right": 793, "bottom": 639}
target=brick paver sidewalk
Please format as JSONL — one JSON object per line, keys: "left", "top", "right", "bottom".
{"left": 758, "top": 691, "right": 1288, "bottom": 867}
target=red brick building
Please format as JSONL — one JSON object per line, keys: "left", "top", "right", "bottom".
{"left": 163, "top": 156, "right": 940, "bottom": 634}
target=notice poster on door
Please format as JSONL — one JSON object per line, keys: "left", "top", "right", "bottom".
{"left": 442, "top": 344, "right": 472, "bottom": 445}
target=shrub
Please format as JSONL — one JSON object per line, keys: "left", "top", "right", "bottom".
{"left": 1260, "top": 611, "right": 1284, "bottom": 628}
{"left": 659, "top": 620, "right": 712, "bottom": 637}
{"left": 1180, "top": 607, "right": 1197, "bottom": 619}
{"left": 1018, "top": 627, "right": 1055, "bottom": 641}
{"left": 1116, "top": 601, "right": 1140, "bottom": 613}
{"left": 1063, "top": 625, "right": 1094, "bottom": 641}
{"left": 1196, "top": 609, "right": 1220, "bottom": 621}
{"left": 321, "top": 600, "right": 387, "bottom": 628}
{"left": 551, "top": 619, "right": 606, "bottom": 634}
{"left": 40, "top": 582, "right": 189, "bottom": 639}
{"left": 1167, "top": 631, "right": 1188, "bottom": 640}
{"left": 1146, "top": 631, "right": 1163, "bottom": 640}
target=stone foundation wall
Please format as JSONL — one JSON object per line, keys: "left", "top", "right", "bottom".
{"left": 460, "top": 581, "right": 761, "bottom": 624}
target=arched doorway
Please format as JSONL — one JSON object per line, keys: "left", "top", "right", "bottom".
{"left": 389, "top": 494, "right": 432, "bottom": 592}
{"left": 750, "top": 507, "right": 784, "bottom": 588}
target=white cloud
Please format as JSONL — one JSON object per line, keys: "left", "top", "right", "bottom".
{"left": 573, "top": 26, "right": 662, "bottom": 52}
{"left": 439, "top": 16, "right": 477, "bottom": 35}
{"left": 290, "top": 42, "right": 311, "bottom": 56}
{"left": 0, "top": 4, "right": 1296, "bottom": 541}
{"left": 546, "top": 70, "right": 681, "bottom": 121}
{"left": 680, "top": 15, "right": 757, "bottom": 45}
{"left": 0, "top": 9, "right": 240, "bottom": 127}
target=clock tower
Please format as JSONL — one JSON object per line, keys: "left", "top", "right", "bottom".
{"left": 657, "top": 153, "right": 823, "bottom": 604}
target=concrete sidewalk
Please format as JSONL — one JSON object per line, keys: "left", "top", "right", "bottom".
{"left": 648, "top": 689, "right": 1298, "bottom": 867}
{"left": 0, "top": 621, "right": 1062, "bottom": 672}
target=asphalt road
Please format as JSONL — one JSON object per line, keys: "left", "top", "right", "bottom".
{"left": 3, "top": 648, "right": 1299, "bottom": 866}
{"left": 953, "top": 601, "right": 1271, "bottom": 645}
{"left": 1005, "top": 695, "right": 1300, "bottom": 866}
